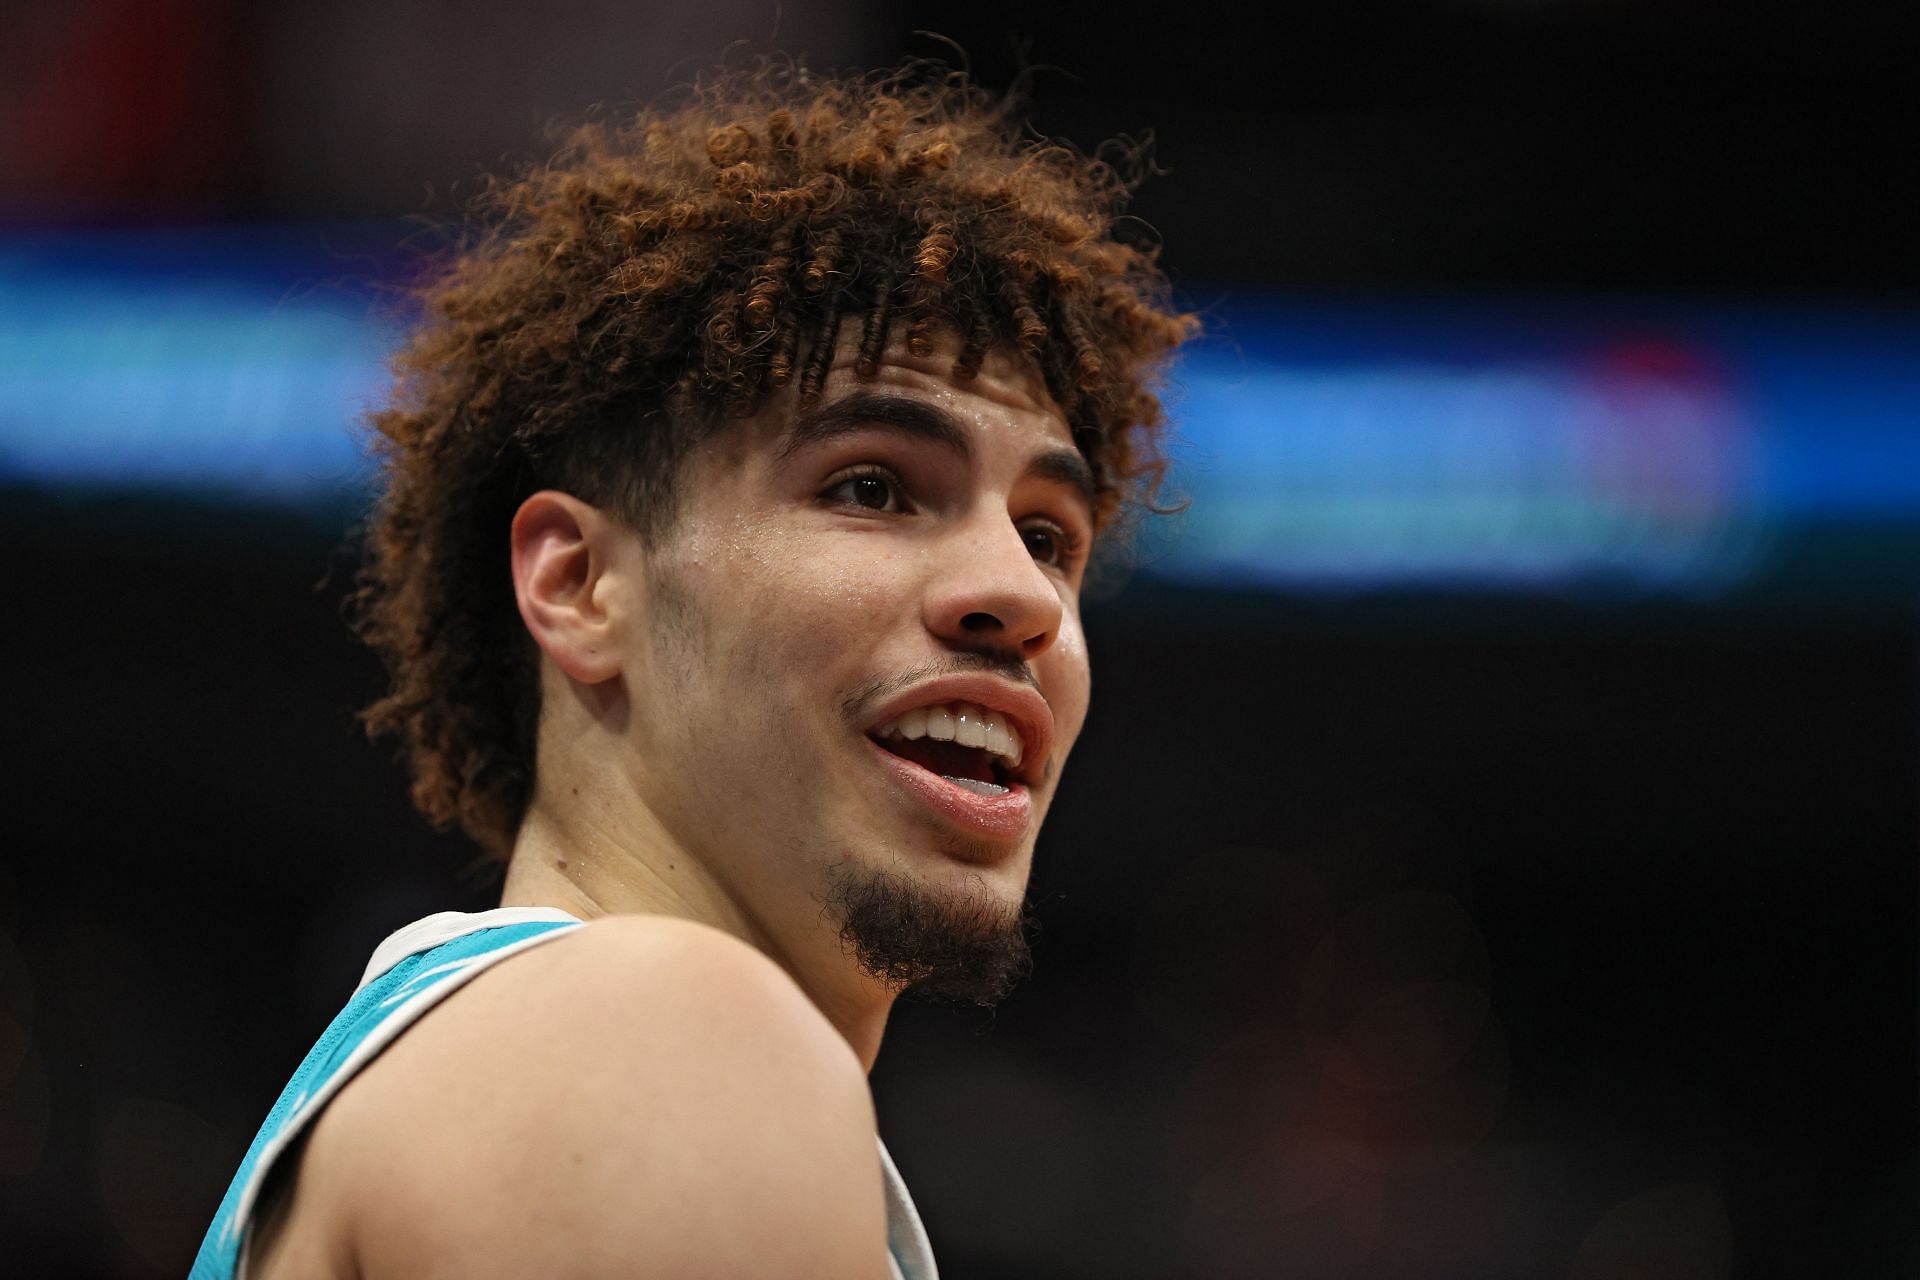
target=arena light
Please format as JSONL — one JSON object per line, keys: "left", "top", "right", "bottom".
{"left": 4, "top": 228, "right": 1918, "bottom": 593}
{"left": 1141, "top": 297, "right": 1920, "bottom": 591}
{"left": 0, "top": 230, "right": 391, "bottom": 500}
{"left": 1152, "top": 339, "right": 1764, "bottom": 591}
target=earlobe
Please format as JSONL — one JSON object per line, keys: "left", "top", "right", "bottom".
{"left": 510, "top": 491, "right": 624, "bottom": 685}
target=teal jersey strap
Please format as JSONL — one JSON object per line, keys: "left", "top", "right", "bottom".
{"left": 191, "top": 910, "right": 937, "bottom": 1279}
{"left": 191, "top": 919, "right": 583, "bottom": 1279}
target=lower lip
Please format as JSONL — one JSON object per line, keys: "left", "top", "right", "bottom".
{"left": 865, "top": 738, "right": 1033, "bottom": 842}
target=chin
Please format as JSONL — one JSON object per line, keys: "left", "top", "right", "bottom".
{"left": 907, "top": 826, "right": 1038, "bottom": 901}
{"left": 823, "top": 843, "right": 1038, "bottom": 1007}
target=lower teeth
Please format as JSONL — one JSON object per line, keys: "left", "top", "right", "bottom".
{"left": 943, "top": 776, "right": 1009, "bottom": 797}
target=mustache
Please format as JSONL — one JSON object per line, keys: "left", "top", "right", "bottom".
{"left": 840, "top": 652, "right": 1042, "bottom": 723}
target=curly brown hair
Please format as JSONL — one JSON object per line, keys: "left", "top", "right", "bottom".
{"left": 351, "top": 61, "right": 1199, "bottom": 862}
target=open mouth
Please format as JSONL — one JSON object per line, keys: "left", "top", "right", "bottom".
{"left": 866, "top": 700, "right": 1028, "bottom": 797}
{"left": 869, "top": 733, "right": 1015, "bottom": 795}
{"left": 863, "top": 697, "right": 1038, "bottom": 842}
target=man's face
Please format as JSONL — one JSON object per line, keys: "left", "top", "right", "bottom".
{"left": 609, "top": 331, "right": 1095, "bottom": 1003}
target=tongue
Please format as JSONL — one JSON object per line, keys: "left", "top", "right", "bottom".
{"left": 878, "top": 736, "right": 999, "bottom": 784}
{"left": 947, "top": 776, "right": 1010, "bottom": 797}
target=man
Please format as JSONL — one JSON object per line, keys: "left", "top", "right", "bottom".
{"left": 194, "top": 62, "right": 1195, "bottom": 1279}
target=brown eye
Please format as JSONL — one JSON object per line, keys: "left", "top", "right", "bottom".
{"left": 1023, "top": 525, "right": 1060, "bottom": 565}
{"left": 850, "top": 475, "right": 893, "bottom": 509}
{"left": 824, "top": 470, "right": 904, "bottom": 513}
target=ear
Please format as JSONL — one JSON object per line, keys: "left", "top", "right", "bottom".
{"left": 510, "top": 490, "right": 628, "bottom": 685}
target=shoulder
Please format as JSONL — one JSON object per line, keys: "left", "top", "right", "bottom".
{"left": 290, "top": 914, "right": 888, "bottom": 1280}
{"left": 463, "top": 912, "right": 851, "bottom": 1053}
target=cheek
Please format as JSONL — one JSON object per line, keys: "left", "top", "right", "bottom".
{"left": 786, "top": 544, "right": 912, "bottom": 625}
{"left": 677, "top": 528, "right": 915, "bottom": 680}
{"left": 1044, "top": 617, "right": 1094, "bottom": 752}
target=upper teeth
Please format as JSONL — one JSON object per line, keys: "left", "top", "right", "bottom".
{"left": 876, "top": 702, "right": 1025, "bottom": 769}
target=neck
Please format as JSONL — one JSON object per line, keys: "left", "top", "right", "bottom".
{"left": 499, "top": 790, "right": 898, "bottom": 1072}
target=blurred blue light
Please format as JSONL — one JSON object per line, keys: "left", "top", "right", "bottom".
{"left": 0, "top": 228, "right": 393, "bottom": 501}
{"left": 3, "top": 228, "right": 1917, "bottom": 593}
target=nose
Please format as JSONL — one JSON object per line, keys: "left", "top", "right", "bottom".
{"left": 923, "top": 514, "right": 1066, "bottom": 662}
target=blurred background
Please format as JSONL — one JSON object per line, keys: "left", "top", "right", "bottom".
{"left": 3, "top": 1, "right": 1917, "bottom": 1276}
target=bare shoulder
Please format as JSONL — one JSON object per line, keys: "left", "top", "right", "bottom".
{"left": 279, "top": 915, "right": 889, "bottom": 1280}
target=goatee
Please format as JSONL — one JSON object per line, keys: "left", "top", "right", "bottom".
{"left": 823, "top": 863, "right": 1035, "bottom": 1006}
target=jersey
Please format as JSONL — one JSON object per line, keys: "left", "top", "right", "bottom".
{"left": 191, "top": 907, "right": 940, "bottom": 1280}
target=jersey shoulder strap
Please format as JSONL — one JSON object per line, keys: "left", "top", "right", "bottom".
{"left": 190, "top": 909, "right": 585, "bottom": 1279}
{"left": 190, "top": 906, "right": 940, "bottom": 1280}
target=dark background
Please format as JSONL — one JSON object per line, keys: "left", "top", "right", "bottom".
{"left": 3, "top": 1, "right": 1916, "bottom": 1276}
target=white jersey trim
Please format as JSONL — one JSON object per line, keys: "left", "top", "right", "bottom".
{"left": 357, "top": 906, "right": 587, "bottom": 989}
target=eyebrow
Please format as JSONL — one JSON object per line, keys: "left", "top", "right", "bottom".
{"left": 775, "top": 391, "right": 1097, "bottom": 509}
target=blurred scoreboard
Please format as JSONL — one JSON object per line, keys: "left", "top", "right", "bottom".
{"left": 5, "top": 226, "right": 1918, "bottom": 594}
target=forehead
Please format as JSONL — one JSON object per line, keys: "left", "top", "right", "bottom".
{"left": 834, "top": 336, "right": 1067, "bottom": 439}
{"left": 742, "top": 325, "right": 1077, "bottom": 458}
